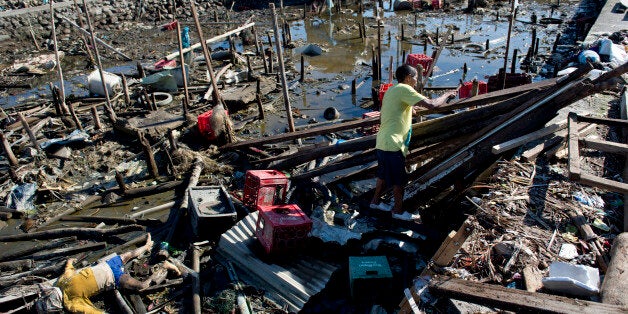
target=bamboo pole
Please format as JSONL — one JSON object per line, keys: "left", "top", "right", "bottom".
{"left": 71, "top": 0, "right": 95, "bottom": 65}
{"left": 502, "top": 0, "right": 517, "bottom": 90}
{"left": 82, "top": 0, "right": 117, "bottom": 122}
{"left": 176, "top": 22, "right": 190, "bottom": 116}
{"left": 17, "top": 112, "right": 41, "bottom": 152}
{"left": 269, "top": 3, "right": 295, "bottom": 132}
{"left": 57, "top": 14, "right": 132, "bottom": 61}
{"left": 190, "top": 1, "right": 222, "bottom": 106}
{"left": 50, "top": 1, "right": 69, "bottom": 115}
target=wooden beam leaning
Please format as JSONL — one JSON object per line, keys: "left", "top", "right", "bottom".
{"left": 164, "top": 22, "right": 255, "bottom": 61}
{"left": 428, "top": 276, "right": 627, "bottom": 314}
{"left": 567, "top": 112, "right": 581, "bottom": 180}
{"left": 492, "top": 119, "right": 567, "bottom": 154}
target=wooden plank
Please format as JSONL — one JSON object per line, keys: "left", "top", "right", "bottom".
{"left": 568, "top": 112, "right": 581, "bottom": 180}
{"left": 522, "top": 266, "right": 543, "bottom": 292}
{"left": 221, "top": 118, "right": 377, "bottom": 150}
{"left": 579, "top": 173, "right": 628, "bottom": 194}
{"left": 521, "top": 132, "right": 565, "bottom": 162}
{"left": 601, "top": 232, "right": 628, "bottom": 306}
{"left": 492, "top": 120, "right": 567, "bottom": 154}
{"left": 580, "top": 138, "right": 628, "bottom": 154}
{"left": 428, "top": 276, "right": 628, "bottom": 314}
{"left": 577, "top": 115, "right": 628, "bottom": 128}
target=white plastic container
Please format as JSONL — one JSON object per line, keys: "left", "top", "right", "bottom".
{"left": 87, "top": 70, "right": 122, "bottom": 96}
{"left": 542, "top": 261, "right": 600, "bottom": 296}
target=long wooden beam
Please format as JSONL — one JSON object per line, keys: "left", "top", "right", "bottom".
{"left": 428, "top": 276, "right": 627, "bottom": 314}
{"left": 165, "top": 22, "right": 255, "bottom": 61}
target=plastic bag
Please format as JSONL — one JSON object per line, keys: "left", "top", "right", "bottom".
{"left": 6, "top": 182, "right": 37, "bottom": 211}
{"left": 34, "top": 284, "right": 64, "bottom": 313}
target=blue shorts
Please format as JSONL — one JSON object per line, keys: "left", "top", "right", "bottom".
{"left": 105, "top": 255, "right": 125, "bottom": 287}
{"left": 376, "top": 149, "right": 407, "bottom": 187}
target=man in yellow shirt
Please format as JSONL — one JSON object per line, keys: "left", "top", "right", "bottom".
{"left": 55, "top": 234, "right": 155, "bottom": 314}
{"left": 370, "top": 64, "right": 456, "bottom": 221}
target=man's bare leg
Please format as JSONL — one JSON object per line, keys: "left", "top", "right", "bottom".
{"left": 120, "top": 233, "right": 154, "bottom": 264}
{"left": 370, "top": 178, "right": 385, "bottom": 205}
{"left": 391, "top": 185, "right": 404, "bottom": 214}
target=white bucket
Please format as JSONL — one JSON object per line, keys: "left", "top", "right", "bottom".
{"left": 87, "top": 70, "right": 122, "bottom": 96}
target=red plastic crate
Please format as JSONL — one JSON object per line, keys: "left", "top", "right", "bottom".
{"left": 255, "top": 204, "right": 312, "bottom": 254}
{"left": 243, "top": 170, "right": 289, "bottom": 209}
{"left": 361, "top": 111, "right": 381, "bottom": 135}
{"left": 458, "top": 80, "right": 488, "bottom": 99}
{"left": 197, "top": 109, "right": 229, "bottom": 140}
{"left": 405, "top": 54, "right": 433, "bottom": 76}
{"left": 378, "top": 83, "right": 393, "bottom": 102}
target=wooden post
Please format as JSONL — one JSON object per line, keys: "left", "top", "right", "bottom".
{"left": 121, "top": 74, "right": 131, "bottom": 105}
{"left": 72, "top": 0, "right": 95, "bottom": 66}
{"left": 502, "top": 1, "right": 516, "bottom": 90}
{"left": 49, "top": 82, "right": 62, "bottom": 116}
{"left": 485, "top": 39, "right": 489, "bottom": 51}
{"left": 534, "top": 38, "right": 540, "bottom": 58}
{"left": 90, "top": 106, "right": 102, "bottom": 130}
{"left": 351, "top": 78, "right": 357, "bottom": 95}
{"left": 401, "top": 24, "right": 404, "bottom": 41}
{"left": 192, "top": 247, "right": 201, "bottom": 314}
{"left": 267, "top": 32, "right": 274, "bottom": 73}
{"left": 82, "top": 0, "right": 117, "bottom": 122}
{"left": 115, "top": 171, "right": 127, "bottom": 193}
{"left": 176, "top": 21, "right": 190, "bottom": 117}
{"left": 435, "top": 27, "right": 439, "bottom": 46}
{"left": 511, "top": 49, "right": 518, "bottom": 74}
{"left": 0, "top": 132, "right": 18, "bottom": 168}
{"left": 138, "top": 132, "right": 159, "bottom": 178}
{"left": 50, "top": 1, "right": 69, "bottom": 115}
{"left": 377, "top": 19, "right": 382, "bottom": 81}
{"left": 67, "top": 102, "right": 83, "bottom": 130}
{"left": 168, "top": 129, "right": 178, "bottom": 151}
{"left": 270, "top": 3, "right": 296, "bottom": 133}
{"left": 388, "top": 55, "right": 393, "bottom": 84}
{"left": 552, "top": 33, "right": 561, "bottom": 53}
{"left": 136, "top": 61, "right": 146, "bottom": 78}
{"left": 17, "top": 113, "right": 40, "bottom": 152}
{"left": 191, "top": 1, "right": 222, "bottom": 107}
{"left": 252, "top": 26, "right": 261, "bottom": 56}
{"left": 303, "top": 3, "right": 307, "bottom": 19}
{"left": 256, "top": 93, "right": 265, "bottom": 120}
{"left": 246, "top": 55, "right": 253, "bottom": 81}
{"left": 300, "top": 55, "right": 305, "bottom": 82}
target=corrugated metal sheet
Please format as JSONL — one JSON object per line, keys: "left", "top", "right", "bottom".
{"left": 217, "top": 211, "right": 338, "bottom": 312}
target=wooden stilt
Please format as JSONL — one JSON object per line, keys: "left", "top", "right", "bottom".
{"left": 256, "top": 93, "right": 265, "bottom": 120}
{"left": 0, "top": 132, "right": 18, "bottom": 168}
{"left": 176, "top": 22, "right": 190, "bottom": 116}
{"left": 115, "top": 171, "right": 127, "bottom": 193}
{"left": 121, "top": 74, "right": 131, "bottom": 106}
{"left": 270, "top": 3, "right": 296, "bottom": 133}
{"left": 300, "top": 55, "right": 305, "bottom": 82}
{"left": 138, "top": 132, "right": 159, "bottom": 178}
{"left": 90, "top": 106, "right": 102, "bottom": 130}
{"left": 17, "top": 113, "right": 40, "bottom": 153}
{"left": 191, "top": 1, "right": 222, "bottom": 107}
{"left": 49, "top": 1, "right": 69, "bottom": 115}
{"left": 502, "top": 0, "right": 517, "bottom": 90}
{"left": 168, "top": 129, "right": 178, "bottom": 151}
{"left": 67, "top": 102, "right": 83, "bottom": 130}
{"left": 82, "top": 0, "right": 117, "bottom": 122}
{"left": 252, "top": 26, "right": 261, "bottom": 56}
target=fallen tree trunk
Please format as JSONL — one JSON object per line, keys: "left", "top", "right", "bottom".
{"left": 0, "top": 225, "right": 144, "bottom": 242}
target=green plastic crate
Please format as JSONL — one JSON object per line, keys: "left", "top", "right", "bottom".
{"left": 348, "top": 256, "right": 393, "bottom": 300}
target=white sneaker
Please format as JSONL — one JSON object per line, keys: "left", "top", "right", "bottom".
{"left": 392, "top": 211, "right": 421, "bottom": 221}
{"left": 369, "top": 203, "right": 392, "bottom": 212}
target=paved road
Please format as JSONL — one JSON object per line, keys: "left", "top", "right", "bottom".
{"left": 585, "top": 0, "right": 628, "bottom": 42}
{"left": 0, "top": 0, "right": 95, "bottom": 19}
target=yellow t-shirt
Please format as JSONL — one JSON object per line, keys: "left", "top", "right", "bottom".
{"left": 375, "top": 83, "right": 426, "bottom": 156}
